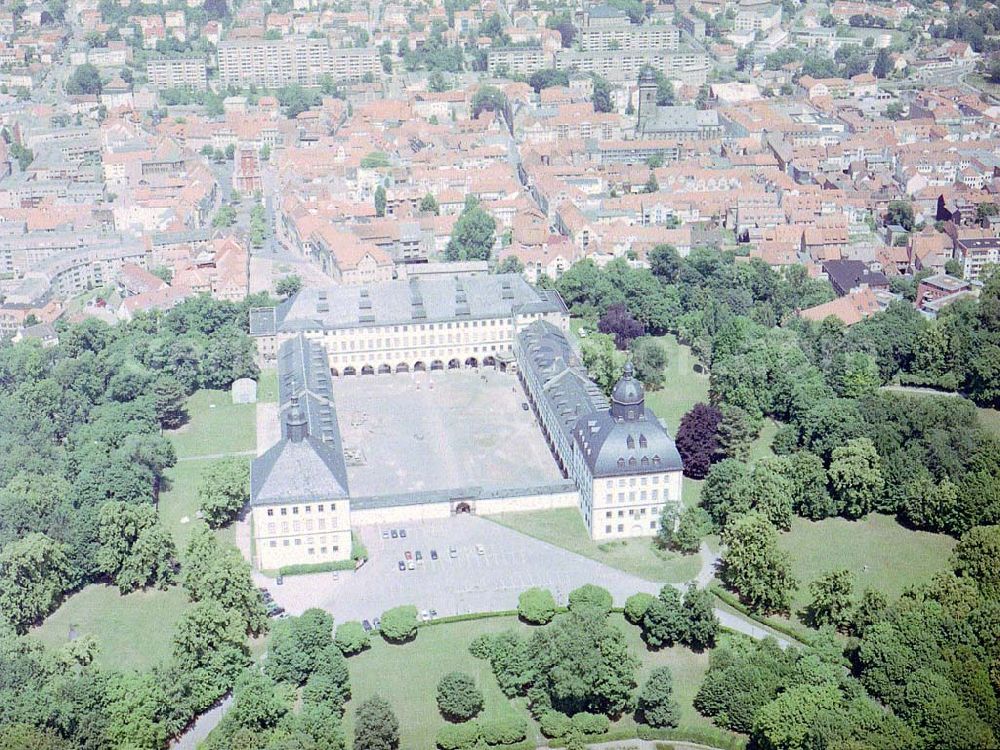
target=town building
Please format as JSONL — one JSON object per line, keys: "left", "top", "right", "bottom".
{"left": 146, "top": 56, "right": 208, "bottom": 91}
{"left": 218, "top": 36, "right": 379, "bottom": 88}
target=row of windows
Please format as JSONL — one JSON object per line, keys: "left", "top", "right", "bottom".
{"left": 602, "top": 489, "right": 661, "bottom": 504}
{"left": 265, "top": 503, "right": 335, "bottom": 517}
{"left": 267, "top": 517, "right": 334, "bottom": 534}
{"left": 605, "top": 507, "right": 654, "bottom": 518}
{"left": 268, "top": 538, "right": 340, "bottom": 554}
{"left": 616, "top": 456, "right": 662, "bottom": 469}
{"left": 605, "top": 521, "right": 658, "bottom": 533}
{"left": 333, "top": 331, "right": 502, "bottom": 351}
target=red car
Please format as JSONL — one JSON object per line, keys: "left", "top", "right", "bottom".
{"left": 404, "top": 550, "right": 413, "bottom": 561}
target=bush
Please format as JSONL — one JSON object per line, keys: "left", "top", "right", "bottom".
{"left": 518, "top": 587, "right": 557, "bottom": 625}
{"left": 380, "top": 605, "right": 419, "bottom": 644}
{"left": 567, "top": 584, "right": 613, "bottom": 615}
{"left": 481, "top": 716, "right": 528, "bottom": 745}
{"left": 571, "top": 711, "right": 610, "bottom": 736}
{"left": 539, "top": 711, "right": 572, "bottom": 739}
{"left": 469, "top": 633, "right": 494, "bottom": 660}
{"left": 334, "top": 620, "right": 370, "bottom": 656}
{"left": 624, "top": 592, "right": 656, "bottom": 624}
{"left": 436, "top": 720, "right": 481, "bottom": 750}
{"left": 436, "top": 671, "right": 484, "bottom": 722}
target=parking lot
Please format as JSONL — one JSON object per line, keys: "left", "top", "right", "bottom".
{"left": 261, "top": 514, "right": 662, "bottom": 624}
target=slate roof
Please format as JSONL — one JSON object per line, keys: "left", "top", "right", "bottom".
{"left": 253, "top": 274, "right": 566, "bottom": 335}
{"left": 250, "top": 335, "right": 349, "bottom": 506}
{"left": 822, "top": 259, "right": 889, "bottom": 295}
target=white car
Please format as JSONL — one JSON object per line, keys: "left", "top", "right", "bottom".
{"left": 475, "top": 544, "right": 485, "bottom": 555}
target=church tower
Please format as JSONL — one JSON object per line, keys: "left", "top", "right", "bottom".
{"left": 637, "top": 67, "right": 658, "bottom": 135}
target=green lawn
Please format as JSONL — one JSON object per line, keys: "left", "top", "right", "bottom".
{"left": 166, "top": 389, "right": 257, "bottom": 459}
{"left": 257, "top": 368, "right": 278, "bottom": 403}
{"left": 978, "top": 407, "right": 1000, "bottom": 437}
{"left": 342, "top": 614, "right": 740, "bottom": 749}
{"left": 486, "top": 508, "right": 701, "bottom": 584}
{"left": 158, "top": 458, "right": 236, "bottom": 550}
{"left": 644, "top": 334, "right": 710, "bottom": 432}
{"left": 778, "top": 514, "right": 957, "bottom": 613}
{"left": 31, "top": 584, "right": 191, "bottom": 672}
{"left": 749, "top": 419, "right": 779, "bottom": 463}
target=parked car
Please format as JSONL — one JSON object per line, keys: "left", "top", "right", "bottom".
{"left": 373, "top": 618, "right": 381, "bottom": 630}
{"left": 476, "top": 544, "right": 485, "bottom": 555}
{"left": 398, "top": 560, "right": 405, "bottom": 571}
{"left": 399, "top": 529, "right": 407, "bottom": 538}
{"left": 415, "top": 550, "right": 423, "bottom": 561}
{"left": 521, "top": 402, "right": 529, "bottom": 411}
{"left": 276, "top": 574, "right": 284, "bottom": 585}
{"left": 407, "top": 560, "right": 415, "bottom": 570}
{"left": 430, "top": 549, "right": 438, "bottom": 561}
{"left": 390, "top": 529, "right": 398, "bottom": 539}
{"left": 449, "top": 546, "right": 458, "bottom": 558}
{"left": 429, "top": 609, "right": 438, "bottom": 618}
{"left": 405, "top": 550, "right": 413, "bottom": 561}
{"left": 362, "top": 619, "right": 372, "bottom": 632}
{"left": 420, "top": 609, "right": 430, "bottom": 621}
{"left": 381, "top": 530, "right": 390, "bottom": 539}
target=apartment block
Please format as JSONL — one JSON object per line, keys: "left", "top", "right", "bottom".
{"left": 146, "top": 56, "right": 208, "bottom": 90}
{"left": 577, "top": 24, "right": 680, "bottom": 52}
{"left": 487, "top": 46, "right": 550, "bottom": 77}
{"left": 218, "top": 36, "right": 379, "bottom": 88}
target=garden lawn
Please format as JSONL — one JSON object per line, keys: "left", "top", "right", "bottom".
{"left": 257, "top": 368, "right": 279, "bottom": 403}
{"left": 31, "top": 584, "right": 191, "bottom": 672}
{"left": 643, "top": 334, "right": 709, "bottom": 432}
{"left": 341, "top": 614, "right": 740, "bottom": 750}
{"left": 166, "top": 389, "right": 256, "bottom": 459}
{"left": 157, "top": 459, "right": 240, "bottom": 549}
{"left": 341, "top": 618, "right": 537, "bottom": 749}
{"left": 778, "top": 514, "right": 957, "bottom": 613}
{"left": 487, "top": 508, "right": 701, "bottom": 584}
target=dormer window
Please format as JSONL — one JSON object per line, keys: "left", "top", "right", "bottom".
{"left": 639, "top": 434, "right": 647, "bottom": 449}
{"left": 653, "top": 455, "right": 661, "bottom": 465}
{"left": 626, "top": 435, "right": 635, "bottom": 449}
{"left": 641, "top": 456, "right": 649, "bottom": 467}
{"left": 628, "top": 457, "right": 637, "bottom": 468}
{"left": 617, "top": 458, "right": 626, "bottom": 469}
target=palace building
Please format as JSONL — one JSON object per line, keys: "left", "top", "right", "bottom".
{"left": 248, "top": 282, "right": 682, "bottom": 570}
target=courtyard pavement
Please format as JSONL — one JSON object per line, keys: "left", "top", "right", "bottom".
{"left": 256, "top": 514, "right": 788, "bottom": 646}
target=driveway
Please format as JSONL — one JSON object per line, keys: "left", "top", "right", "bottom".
{"left": 258, "top": 514, "right": 790, "bottom": 646}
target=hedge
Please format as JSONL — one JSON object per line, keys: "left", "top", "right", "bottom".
{"left": 436, "top": 720, "right": 480, "bottom": 750}
{"left": 275, "top": 559, "right": 356, "bottom": 576}
{"left": 709, "top": 585, "right": 811, "bottom": 646}
{"left": 547, "top": 725, "right": 746, "bottom": 750}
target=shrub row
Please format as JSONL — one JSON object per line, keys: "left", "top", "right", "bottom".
{"left": 709, "top": 586, "right": 812, "bottom": 646}
{"left": 435, "top": 716, "right": 528, "bottom": 749}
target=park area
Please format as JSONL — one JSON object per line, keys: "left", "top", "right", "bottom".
{"left": 341, "top": 614, "right": 741, "bottom": 750}
{"left": 31, "top": 584, "right": 192, "bottom": 671}
{"left": 778, "top": 513, "right": 957, "bottom": 614}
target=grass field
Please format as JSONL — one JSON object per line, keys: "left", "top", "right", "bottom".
{"left": 157, "top": 458, "right": 240, "bottom": 549}
{"left": 978, "top": 407, "right": 1000, "bottom": 437}
{"left": 166, "top": 389, "right": 257, "bottom": 459}
{"left": 644, "top": 334, "right": 710, "bottom": 432}
{"left": 487, "top": 508, "right": 702, "bottom": 583}
{"left": 257, "top": 368, "right": 278, "bottom": 403}
{"left": 31, "top": 584, "right": 191, "bottom": 672}
{"left": 341, "top": 614, "right": 737, "bottom": 749}
{"left": 778, "top": 514, "right": 957, "bottom": 613}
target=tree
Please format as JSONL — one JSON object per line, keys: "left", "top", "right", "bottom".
{"left": 0, "top": 533, "right": 73, "bottom": 633}
{"left": 197, "top": 458, "right": 250, "bottom": 529}
{"left": 471, "top": 85, "right": 507, "bottom": 119}
{"left": 885, "top": 101, "right": 905, "bottom": 120}
{"left": 629, "top": 336, "right": 666, "bottom": 388}
{"left": 885, "top": 200, "right": 915, "bottom": 231}
{"left": 419, "top": 193, "right": 439, "bottom": 215}
{"left": 568, "top": 584, "right": 613, "bottom": 615}
{"left": 720, "top": 512, "right": 797, "bottom": 614}
{"left": 873, "top": 47, "right": 892, "bottom": 78}
{"left": 436, "top": 671, "right": 485, "bottom": 722}
{"left": 528, "top": 68, "right": 569, "bottom": 93}
{"left": 598, "top": 302, "right": 643, "bottom": 349}
{"left": 546, "top": 12, "right": 577, "bottom": 47}
{"left": 804, "top": 569, "right": 855, "bottom": 630}
{"left": 497, "top": 255, "right": 524, "bottom": 275}
{"left": 374, "top": 185, "right": 386, "bottom": 217}
{"left": 592, "top": 75, "right": 612, "bottom": 112}
{"left": 380, "top": 604, "right": 418, "bottom": 643}
{"left": 335, "top": 620, "right": 371, "bottom": 655}
{"left": 828, "top": 438, "right": 884, "bottom": 519}
{"left": 644, "top": 171, "right": 659, "bottom": 194}
{"left": 636, "top": 666, "right": 680, "bottom": 728}
{"left": 649, "top": 243, "right": 682, "bottom": 282}
{"left": 624, "top": 592, "right": 656, "bottom": 624}
{"left": 641, "top": 586, "right": 687, "bottom": 648}
{"left": 274, "top": 275, "right": 302, "bottom": 299}
{"left": 751, "top": 684, "right": 842, "bottom": 750}
{"left": 784, "top": 450, "right": 835, "bottom": 520}
{"left": 700, "top": 458, "right": 751, "bottom": 528}
{"left": 354, "top": 695, "right": 399, "bottom": 750}
{"left": 682, "top": 583, "right": 719, "bottom": 650}
{"left": 265, "top": 608, "right": 334, "bottom": 685}
{"left": 65, "top": 63, "right": 102, "bottom": 95}
{"left": 950, "top": 525, "right": 1000, "bottom": 598}
{"left": 445, "top": 200, "right": 495, "bottom": 261}
{"left": 518, "top": 587, "right": 557, "bottom": 624}
{"left": 278, "top": 84, "right": 316, "bottom": 118}
{"left": 173, "top": 600, "right": 251, "bottom": 707}
{"left": 675, "top": 403, "right": 722, "bottom": 479}
{"left": 716, "top": 404, "right": 756, "bottom": 461}
{"left": 581, "top": 333, "right": 625, "bottom": 396}
{"left": 829, "top": 351, "right": 881, "bottom": 398}
{"left": 97, "top": 501, "right": 175, "bottom": 593}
